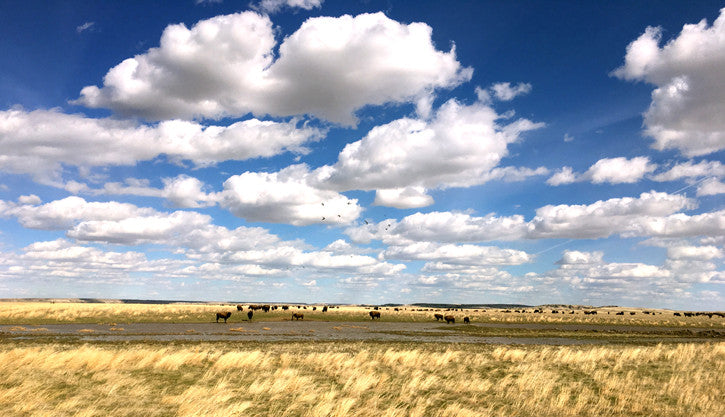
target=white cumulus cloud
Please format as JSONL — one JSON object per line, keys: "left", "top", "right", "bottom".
{"left": 0, "top": 108, "right": 321, "bottom": 183}
{"left": 613, "top": 8, "right": 725, "bottom": 156}
{"left": 73, "top": 12, "right": 472, "bottom": 125}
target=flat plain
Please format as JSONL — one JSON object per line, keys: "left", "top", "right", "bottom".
{"left": 1, "top": 301, "right": 723, "bottom": 416}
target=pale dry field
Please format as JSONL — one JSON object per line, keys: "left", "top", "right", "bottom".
{"left": 1, "top": 301, "right": 723, "bottom": 328}
{"left": 1, "top": 301, "right": 723, "bottom": 416}
{"left": 0, "top": 341, "right": 723, "bottom": 417}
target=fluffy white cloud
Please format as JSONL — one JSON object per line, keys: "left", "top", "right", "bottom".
{"left": 529, "top": 191, "right": 695, "bottom": 239}
{"left": 345, "top": 210, "right": 528, "bottom": 245}
{"left": 547, "top": 157, "right": 656, "bottom": 186}
{"left": 0, "top": 239, "right": 183, "bottom": 283}
{"left": 624, "top": 209, "right": 725, "bottom": 238}
{"left": 382, "top": 242, "right": 533, "bottom": 265}
{"left": 373, "top": 187, "right": 434, "bottom": 209}
{"left": 220, "top": 164, "right": 362, "bottom": 225}
{"left": 67, "top": 211, "right": 212, "bottom": 245}
{"left": 556, "top": 250, "right": 604, "bottom": 265}
{"left": 161, "top": 175, "right": 218, "bottom": 208}
{"left": 666, "top": 245, "right": 723, "bottom": 261}
{"left": 651, "top": 160, "right": 725, "bottom": 181}
{"left": 74, "top": 12, "right": 471, "bottom": 125}
{"left": 0, "top": 108, "right": 321, "bottom": 182}
{"left": 697, "top": 179, "right": 725, "bottom": 196}
{"left": 586, "top": 157, "right": 656, "bottom": 184}
{"left": 613, "top": 9, "right": 725, "bottom": 156}
{"left": 347, "top": 191, "right": 722, "bottom": 244}
{"left": 546, "top": 166, "right": 577, "bottom": 186}
{"left": 318, "top": 98, "right": 543, "bottom": 193}
{"left": 0, "top": 196, "right": 403, "bottom": 278}
{"left": 255, "top": 0, "right": 323, "bottom": 14}
{"left": 490, "top": 82, "right": 532, "bottom": 101}
{"left": 0, "top": 196, "right": 155, "bottom": 230}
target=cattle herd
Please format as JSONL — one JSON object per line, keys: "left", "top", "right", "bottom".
{"left": 213, "top": 305, "right": 725, "bottom": 324}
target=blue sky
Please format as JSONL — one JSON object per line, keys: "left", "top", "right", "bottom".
{"left": 0, "top": 0, "right": 723, "bottom": 308}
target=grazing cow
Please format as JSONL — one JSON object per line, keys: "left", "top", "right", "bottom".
{"left": 322, "top": 306, "right": 328, "bottom": 312}
{"left": 292, "top": 313, "right": 304, "bottom": 320}
{"left": 282, "top": 305, "right": 289, "bottom": 310}
{"left": 216, "top": 312, "right": 232, "bottom": 323}
{"left": 434, "top": 313, "right": 444, "bottom": 321}
{"left": 369, "top": 311, "right": 381, "bottom": 320}
{"left": 463, "top": 316, "right": 470, "bottom": 324}
{"left": 674, "top": 312, "right": 682, "bottom": 316}
{"left": 616, "top": 311, "right": 624, "bottom": 315}
{"left": 630, "top": 312, "right": 636, "bottom": 315}
{"left": 247, "top": 311, "right": 253, "bottom": 321}
{"left": 236, "top": 304, "right": 244, "bottom": 311}
{"left": 444, "top": 315, "right": 455, "bottom": 324}
{"left": 262, "top": 305, "right": 271, "bottom": 313}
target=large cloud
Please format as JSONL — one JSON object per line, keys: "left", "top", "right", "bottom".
{"left": 613, "top": 8, "right": 725, "bottom": 156}
{"left": 313, "top": 98, "right": 543, "bottom": 207}
{"left": 346, "top": 191, "right": 723, "bottom": 243}
{"left": 0, "top": 196, "right": 155, "bottom": 230}
{"left": 381, "top": 242, "right": 533, "bottom": 266}
{"left": 0, "top": 196, "right": 401, "bottom": 278}
{"left": 0, "top": 108, "right": 321, "bottom": 183}
{"left": 220, "top": 164, "right": 362, "bottom": 225}
{"left": 73, "top": 12, "right": 472, "bottom": 125}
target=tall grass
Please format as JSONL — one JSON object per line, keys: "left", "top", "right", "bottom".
{"left": 0, "top": 342, "right": 722, "bottom": 416}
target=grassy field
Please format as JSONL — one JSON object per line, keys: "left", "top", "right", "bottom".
{"left": 1, "top": 301, "right": 723, "bottom": 416}
{"left": 0, "top": 341, "right": 723, "bottom": 417}
{"left": 1, "top": 301, "right": 723, "bottom": 327}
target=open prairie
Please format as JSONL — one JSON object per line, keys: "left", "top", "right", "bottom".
{"left": 1, "top": 301, "right": 724, "bottom": 416}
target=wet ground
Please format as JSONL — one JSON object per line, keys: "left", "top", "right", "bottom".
{"left": 2, "top": 321, "right": 723, "bottom": 345}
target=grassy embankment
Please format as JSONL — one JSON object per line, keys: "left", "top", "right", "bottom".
{"left": 0, "top": 341, "right": 723, "bottom": 417}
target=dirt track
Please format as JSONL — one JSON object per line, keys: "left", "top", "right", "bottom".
{"left": 3, "top": 321, "right": 723, "bottom": 345}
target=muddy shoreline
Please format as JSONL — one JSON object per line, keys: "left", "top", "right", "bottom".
{"left": 2, "top": 321, "right": 723, "bottom": 345}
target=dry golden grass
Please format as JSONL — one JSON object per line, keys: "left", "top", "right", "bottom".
{"left": 0, "top": 341, "right": 722, "bottom": 416}
{"left": 1, "top": 301, "right": 723, "bottom": 328}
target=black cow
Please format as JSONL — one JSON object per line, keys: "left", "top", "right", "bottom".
{"left": 463, "top": 316, "right": 470, "bottom": 324}
{"left": 216, "top": 312, "right": 232, "bottom": 323}
{"left": 247, "top": 311, "right": 253, "bottom": 321}
{"left": 236, "top": 304, "right": 244, "bottom": 311}
{"left": 434, "top": 313, "right": 444, "bottom": 321}
{"left": 369, "top": 311, "right": 381, "bottom": 320}
{"left": 292, "top": 313, "right": 304, "bottom": 320}
{"left": 444, "top": 315, "right": 455, "bottom": 324}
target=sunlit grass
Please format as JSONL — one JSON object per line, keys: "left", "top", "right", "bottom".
{"left": 0, "top": 341, "right": 722, "bottom": 416}
{"left": 1, "top": 301, "right": 722, "bottom": 327}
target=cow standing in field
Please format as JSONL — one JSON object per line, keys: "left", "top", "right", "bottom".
{"left": 247, "top": 311, "right": 253, "bottom": 321}
{"left": 216, "top": 312, "right": 232, "bottom": 323}
{"left": 444, "top": 315, "right": 455, "bottom": 324}
{"left": 292, "top": 313, "right": 304, "bottom": 320}
{"left": 434, "top": 313, "right": 444, "bottom": 321}
{"left": 236, "top": 304, "right": 244, "bottom": 311}
{"left": 463, "top": 316, "right": 470, "bottom": 324}
{"left": 369, "top": 311, "right": 381, "bottom": 320}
